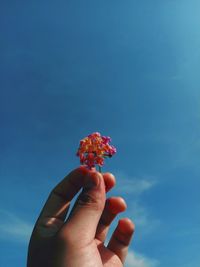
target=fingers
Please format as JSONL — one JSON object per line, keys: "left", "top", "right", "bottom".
{"left": 60, "top": 171, "right": 106, "bottom": 244}
{"left": 107, "top": 218, "right": 135, "bottom": 264}
{"left": 95, "top": 197, "right": 127, "bottom": 242}
{"left": 103, "top": 172, "right": 116, "bottom": 192}
{"left": 36, "top": 167, "right": 115, "bottom": 227}
{"left": 36, "top": 167, "right": 86, "bottom": 228}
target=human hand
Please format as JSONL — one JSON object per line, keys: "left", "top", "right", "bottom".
{"left": 27, "top": 167, "right": 134, "bottom": 267}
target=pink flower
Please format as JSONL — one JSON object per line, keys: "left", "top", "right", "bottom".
{"left": 76, "top": 132, "right": 117, "bottom": 170}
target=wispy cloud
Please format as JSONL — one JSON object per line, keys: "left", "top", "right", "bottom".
{"left": 125, "top": 250, "right": 159, "bottom": 267}
{"left": 0, "top": 210, "right": 33, "bottom": 243}
{"left": 114, "top": 172, "right": 156, "bottom": 196}
{"left": 112, "top": 171, "right": 159, "bottom": 233}
{"left": 129, "top": 202, "right": 160, "bottom": 235}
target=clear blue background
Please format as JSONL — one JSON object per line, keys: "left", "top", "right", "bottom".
{"left": 0, "top": 1, "right": 200, "bottom": 266}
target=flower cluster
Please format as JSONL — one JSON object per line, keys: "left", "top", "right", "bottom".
{"left": 76, "top": 132, "right": 116, "bottom": 170}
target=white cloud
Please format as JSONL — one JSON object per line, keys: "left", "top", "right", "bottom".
{"left": 114, "top": 172, "right": 156, "bottom": 196}
{"left": 0, "top": 210, "right": 33, "bottom": 243}
{"left": 112, "top": 172, "right": 159, "bottom": 233}
{"left": 125, "top": 250, "right": 159, "bottom": 267}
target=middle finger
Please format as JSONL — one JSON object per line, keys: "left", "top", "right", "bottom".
{"left": 95, "top": 197, "right": 127, "bottom": 243}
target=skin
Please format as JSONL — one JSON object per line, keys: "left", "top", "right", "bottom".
{"left": 27, "top": 166, "right": 135, "bottom": 267}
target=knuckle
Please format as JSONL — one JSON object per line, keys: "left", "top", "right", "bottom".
{"left": 77, "top": 192, "right": 103, "bottom": 210}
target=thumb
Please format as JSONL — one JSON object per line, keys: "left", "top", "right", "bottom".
{"left": 61, "top": 171, "right": 106, "bottom": 244}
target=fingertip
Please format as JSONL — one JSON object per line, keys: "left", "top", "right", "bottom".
{"left": 103, "top": 173, "right": 116, "bottom": 192}
{"left": 118, "top": 218, "right": 135, "bottom": 234}
{"left": 103, "top": 172, "right": 116, "bottom": 183}
{"left": 106, "top": 197, "right": 127, "bottom": 214}
{"left": 72, "top": 168, "right": 115, "bottom": 193}
{"left": 78, "top": 165, "right": 88, "bottom": 174}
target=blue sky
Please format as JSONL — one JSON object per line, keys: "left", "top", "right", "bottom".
{"left": 0, "top": 0, "right": 200, "bottom": 266}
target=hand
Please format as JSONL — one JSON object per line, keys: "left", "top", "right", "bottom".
{"left": 27, "top": 167, "right": 134, "bottom": 267}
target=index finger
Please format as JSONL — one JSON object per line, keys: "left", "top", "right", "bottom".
{"left": 36, "top": 167, "right": 87, "bottom": 228}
